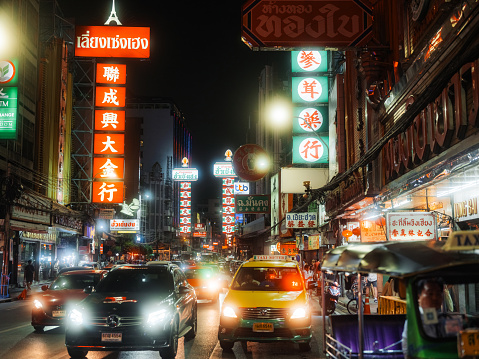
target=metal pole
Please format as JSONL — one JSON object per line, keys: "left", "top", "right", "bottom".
{"left": 322, "top": 271, "right": 326, "bottom": 353}
{"left": 358, "top": 273, "right": 364, "bottom": 359}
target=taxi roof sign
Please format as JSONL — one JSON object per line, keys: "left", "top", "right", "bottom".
{"left": 251, "top": 255, "right": 293, "bottom": 261}
{"left": 443, "top": 230, "right": 479, "bottom": 251}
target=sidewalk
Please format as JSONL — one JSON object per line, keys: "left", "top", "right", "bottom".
{"left": 0, "top": 280, "right": 52, "bottom": 304}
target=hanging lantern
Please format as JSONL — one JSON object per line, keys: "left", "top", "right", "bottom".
{"left": 342, "top": 229, "right": 353, "bottom": 238}
{"left": 352, "top": 227, "right": 361, "bottom": 236}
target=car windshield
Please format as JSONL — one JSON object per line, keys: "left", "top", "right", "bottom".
{"left": 50, "top": 273, "right": 102, "bottom": 290}
{"left": 232, "top": 266, "right": 303, "bottom": 291}
{"left": 184, "top": 268, "right": 214, "bottom": 280}
{"left": 95, "top": 267, "right": 174, "bottom": 293}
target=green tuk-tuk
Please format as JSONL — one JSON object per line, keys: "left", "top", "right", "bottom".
{"left": 321, "top": 232, "right": 479, "bottom": 359}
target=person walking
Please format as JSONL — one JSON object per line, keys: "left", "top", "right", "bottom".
{"left": 25, "top": 260, "right": 35, "bottom": 290}
{"left": 366, "top": 272, "right": 378, "bottom": 302}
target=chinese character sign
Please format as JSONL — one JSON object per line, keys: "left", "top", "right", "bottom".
{"left": 292, "top": 136, "right": 329, "bottom": 164}
{"left": 92, "top": 181, "right": 124, "bottom": 203}
{"left": 96, "top": 63, "right": 127, "bottom": 84}
{"left": 222, "top": 178, "right": 235, "bottom": 235}
{"left": 291, "top": 51, "right": 328, "bottom": 73}
{"left": 93, "top": 157, "right": 124, "bottom": 179}
{"left": 95, "top": 110, "right": 125, "bottom": 131}
{"left": 94, "top": 134, "right": 125, "bottom": 155}
{"left": 285, "top": 212, "right": 317, "bottom": 229}
{"left": 292, "top": 76, "right": 328, "bottom": 103}
{"left": 180, "top": 182, "right": 192, "bottom": 234}
{"left": 387, "top": 212, "right": 436, "bottom": 241}
{"left": 293, "top": 106, "right": 328, "bottom": 134}
{"left": 95, "top": 86, "right": 126, "bottom": 107}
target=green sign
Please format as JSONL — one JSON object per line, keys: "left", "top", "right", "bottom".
{"left": 291, "top": 51, "right": 328, "bottom": 73}
{"left": 0, "top": 59, "right": 19, "bottom": 86}
{"left": 292, "top": 76, "right": 328, "bottom": 103}
{"left": 0, "top": 87, "right": 17, "bottom": 139}
{"left": 235, "top": 194, "right": 270, "bottom": 213}
{"left": 292, "top": 135, "right": 329, "bottom": 164}
{"left": 293, "top": 106, "right": 328, "bottom": 134}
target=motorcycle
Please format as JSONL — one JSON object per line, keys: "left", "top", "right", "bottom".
{"left": 322, "top": 279, "right": 341, "bottom": 315}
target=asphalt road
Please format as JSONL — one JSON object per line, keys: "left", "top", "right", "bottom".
{"left": 0, "top": 291, "right": 327, "bottom": 359}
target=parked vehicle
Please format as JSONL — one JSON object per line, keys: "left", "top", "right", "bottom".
{"left": 321, "top": 232, "right": 479, "bottom": 359}
{"left": 323, "top": 279, "right": 341, "bottom": 315}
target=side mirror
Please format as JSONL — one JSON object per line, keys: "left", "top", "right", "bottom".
{"left": 83, "top": 286, "right": 94, "bottom": 294}
{"left": 41, "top": 285, "right": 49, "bottom": 291}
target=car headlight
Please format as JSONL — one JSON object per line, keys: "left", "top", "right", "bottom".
{"left": 69, "top": 308, "right": 84, "bottom": 325}
{"left": 147, "top": 309, "right": 168, "bottom": 325}
{"left": 33, "top": 299, "right": 43, "bottom": 309}
{"left": 222, "top": 306, "right": 237, "bottom": 318}
{"left": 208, "top": 281, "right": 219, "bottom": 291}
{"left": 291, "top": 307, "right": 308, "bottom": 319}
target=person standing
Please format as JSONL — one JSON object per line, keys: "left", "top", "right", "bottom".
{"left": 367, "top": 272, "right": 378, "bottom": 302}
{"left": 24, "top": 260, "right": 35, "bottom": 290}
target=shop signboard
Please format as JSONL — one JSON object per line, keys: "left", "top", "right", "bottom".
{"left": 235, "top": 195, "right": 270, "bottom": 213}
{"left": 292, "top": 76, "right": 329, "bottom": 103}
{"left": 360, "top": 220, "right": 387, "bottom": 242}
{"left": 291, "top": 50, "right": 328, "bottom": 73}
{"left": 172, "top": 168, "right": 199, "bottom": 181}
{"left": 96, "top": 63, "right": 127, "bottom": 84}
{"left": 12, "top": 193, "right": 51, "bottom": 225}
{"left": 75, "top": 26, "right": 150, "bottom": 58}
{"left": 292, "top": 106, "right": 328, "bottom": 134}
{"left": 214, "top": 162, "right": 236, "bottom": 177}
{"left": 95, "top": 86, "right": 126, "bottom": 107}
{"left": 92, "top": 181, "right": 124, "bottom": 203}
{"left": 386, "top": 212, "right": 436, "bottom": 241}
{"left": 454, "top": 191, "right": 479, "bottom": 222}
{"left": 0, "top": 86, "right": 17, "bottom": 139}
{"left": 94, "top": 110, "right": 125, "bottom": 131}
{"left": 110, "top": 219, "right": 139, "bottom": 231}
{"left": 286, "top": 212, "right": 317, "bottom": 229}
{"left": 94, "top": 133, "right": 125, "bottom": 155}
{"left": 308, "top": 234, "right": 320, "bottom": 249}
{"left": 292, "top": 135, "right": 329, "bottom": 164}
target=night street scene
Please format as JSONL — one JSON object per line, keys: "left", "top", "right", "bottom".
{"left": 2, "top": 0, "right": 479, "bottom": 358}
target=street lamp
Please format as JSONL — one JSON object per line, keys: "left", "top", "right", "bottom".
{"left": 0, "top": 11, "right": 16, "bottom": 57}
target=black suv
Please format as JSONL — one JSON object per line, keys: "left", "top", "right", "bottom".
{"left": 65, "top": 264, "right": 197, "bottom": 359}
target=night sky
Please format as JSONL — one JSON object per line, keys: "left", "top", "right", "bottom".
{"left": 57, "top": 0, "right": 289, "bottom": 202}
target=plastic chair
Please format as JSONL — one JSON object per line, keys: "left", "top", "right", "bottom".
{"left": 0, "top": 273, "right": 11, "bottom": 298}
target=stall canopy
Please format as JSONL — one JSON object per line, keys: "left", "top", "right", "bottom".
{"left": 321, "top": 240, "right": 479, "bottom": 278}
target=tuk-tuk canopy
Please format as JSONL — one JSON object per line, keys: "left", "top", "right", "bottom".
{"left": 321, "top": 239, "right": 479, "bottom": 279}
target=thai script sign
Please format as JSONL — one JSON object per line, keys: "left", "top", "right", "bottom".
{"left": 172, "top": 168, "right": 199, "bottom": 181}
{"left": 235, "top": 194, "right": 270, "bottom": 213}
{"left": 214, "top": 162, "right": 236, "bottom": 177}
{"left": 53, "top": 215, "right": 82, "bottom": 231}
{"left": 75, "top": 26, "right": 150, "bottom": 58}
{"left": 0, "top": 86, "right": 17, "bottom": 139}
{"left": 286, "top": 212, "right": 317, "bottom": 229}
{"left": 20, "top": 231, "right": 57, "bottom": 243}
{"left": 241, "top": 0, "right": 373, "bottom": 50}
{"left": 110, "top": 219, "right": 139, "bottom": 231}
{"left": 387, "top": 212, "right": 436, "bottom": 241}
{"left": 454, "top": 191, "right": 479, "bottom": 222}
{"left": 12, "top": 193, "right": 51, "bottom": 225}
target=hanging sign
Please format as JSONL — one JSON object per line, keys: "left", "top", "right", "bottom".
{"left": 286, "top": 212, "right": 318, "bottom": 229}
{"left": 291, "top": 51, "right": 328, "bottom": 73}
{"left": 96, "top": 63, "right": 127, "bottom": 84}
{"left": 293, "top": 106, "right": 328, "bottom": 133}
{"left": 292, "top": 76, "right": 329, "bottom": 103}
{"left": 387, "top": 212, "right": 436, "bottom": 241}
{"left": 94, "top": 110, "right": 125, "bottom": 131}
{"left": 292, "top": 135, "right": 329, "bottom": 164}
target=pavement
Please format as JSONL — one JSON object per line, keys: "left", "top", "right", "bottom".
{"left": 0, "top": 280, "right": 52, "bottom": 303}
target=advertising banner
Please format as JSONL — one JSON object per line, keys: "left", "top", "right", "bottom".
{"left": 292, "top": 76, "right": 329, "bottom": 103}
{"left": 292, "top": 135, "right": 329, "bottom": 164}
{"left": 235, "top": 195, "right": 270, "bottom": 213}
{"left": 94, "top": 110, "right": 125, "bottom": 131}
{"left": 110, "top": 219, "right": 139, "bottom": 231}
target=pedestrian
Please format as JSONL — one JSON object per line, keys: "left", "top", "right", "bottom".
{"left": 366, "top": 272, "right": 378, "bottom": 302}
{"left": 303, "top": 264, "right": 314, "bottom": 296}
{"left": 25, "top": 260, "right": 35, "bottom": 290}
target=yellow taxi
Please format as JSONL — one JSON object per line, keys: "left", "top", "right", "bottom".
{"left": 218, "top": 255, "right": 312, "bottom": 351}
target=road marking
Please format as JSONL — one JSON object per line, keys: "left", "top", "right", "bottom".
{"left": 0, "top": 323, "right": 30, "bottom": 334}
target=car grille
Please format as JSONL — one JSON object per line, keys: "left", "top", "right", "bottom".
{"left": 89, "top": 316, "right": 142, "bottom": 327}
{"left": 239, "top": 307, "right": 289, "bottom": 320}
{"left": 235, "top": 327, "right": 293, "bottom": 338}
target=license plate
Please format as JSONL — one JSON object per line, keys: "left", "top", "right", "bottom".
{"left": 253, "top": 322, "right": 274, "bottom": 332}
{"left": 101, "top": 332, "right": 122, "bottom": 342}
{"left": 52, "top": 310, "right": 66, "bottom": 317}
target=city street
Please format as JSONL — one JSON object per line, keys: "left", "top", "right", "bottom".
{"left": 0, "top": 289, "right": 327, "bottom": 359}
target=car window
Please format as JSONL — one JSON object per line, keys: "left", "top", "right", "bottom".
{"left": 184, "top": 268, "right": 213, "bottom": 279}
{"left": 95, "top": 268, "right": 174, "bottom": 293}
{"left": 232, "top": 266, "right": 303, "bottom": 291}
{"left": 50, "top": 273, "right": 102, "bottom": 290}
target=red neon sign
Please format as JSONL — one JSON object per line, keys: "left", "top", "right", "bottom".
{"left": 95, "top": 110, "right": 125, "bottom": 131}
{"left": 75, "top": 26, "right": 150, "bottom": 58}
{"left": 92, "top": 181, "right": 124, "bottom": 203}
{"left": 95, "top": 86, "right": 126, "bottom": 108}
{"left": 93, "top": 157, "right": 125, "bottom": 179}
{"left": 94, "top": 133, "right": 124, "bottom": 155}
{"left": 96, "top": 63, "right": 127, "bottom": 84}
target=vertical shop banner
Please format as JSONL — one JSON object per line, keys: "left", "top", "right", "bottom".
{"left": 292, "top": 76, "right": 329, "bottom": 103}
{"left": 292, "top": 106, "right": 328, "bottom": 134}
{"left": 94, "top": 110, "right": 125, "bottom": 131}
{"left": 95, "top": 86, "right": 126, "bottom": 107}
{"left": 96, "top": 63, "right": 127, "bottom": 84}
{"left": 291, "top": 51, "right": 328, "bottom": 73}
{"left": 179, "top": 181, "right": 192, "bottom": 234}
{"left": 222, "top": 177, "right": 235, "bottom": 235}
{"left": 92, "top": 181, "right": 124, "bottom": 203}
{"left": 292, "top": 135, "right": 329, "bottom": 164}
